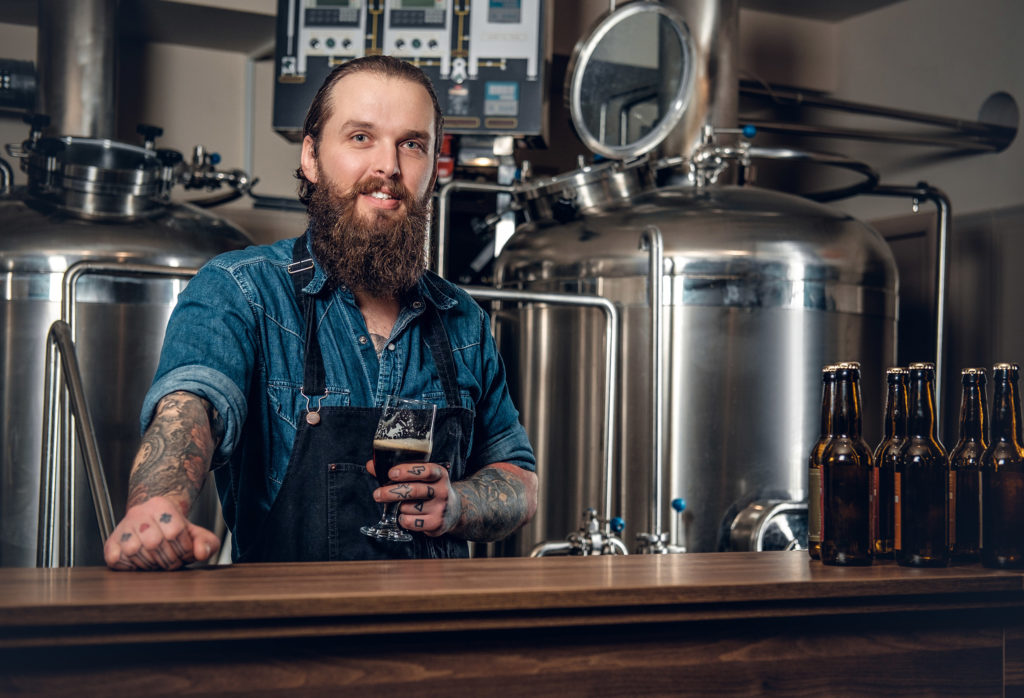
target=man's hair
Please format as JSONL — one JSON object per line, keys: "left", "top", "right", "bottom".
{"left": 295, "top": 55, "right": 444, "bottom": 206}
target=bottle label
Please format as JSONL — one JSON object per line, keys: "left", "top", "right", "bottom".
{"left": 894, "top": 472, "right": 902, "bottom": 551}
{"left": 808, "top": 468, "right": 823, "bottom": 543}
{"left": 948, "top": 469, "right": 957, "bottom": 547}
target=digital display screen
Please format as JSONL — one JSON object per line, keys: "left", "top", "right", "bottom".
{"left": 396, "top": 0, "right": 444, "bottom": 8}
{"left": 310, "top": 0, "right": 357, "bottom": 7}
{"left": 488, "top": 0, "right": 521, "bottom": 23}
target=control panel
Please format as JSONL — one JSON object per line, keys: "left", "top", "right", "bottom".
{"left": 273, "top": 0, "right": 548, "bottom": 143}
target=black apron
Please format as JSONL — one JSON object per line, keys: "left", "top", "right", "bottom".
{"left": 237, "top": 237, "right": 475, "bottom": 562}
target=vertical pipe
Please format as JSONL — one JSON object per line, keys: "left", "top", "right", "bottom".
{"left": 640, "top": 226, "right": 665, "bottom": 541}
{"left": 37, "top": 0, "right": 117, "bottom": 138}
{"left": 657, "top": 0, "right": 739, "bottom": 162}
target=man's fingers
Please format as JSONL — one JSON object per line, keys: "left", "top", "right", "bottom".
{"left": 187, "top": 523, "right": 221, "bottom": 562}
{"left": 390, "top": 462, "right": 448, "bottom": 482}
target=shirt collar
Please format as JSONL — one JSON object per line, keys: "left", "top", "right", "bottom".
{"left": 302, "top": 229, "right": 458, "bottom": 311}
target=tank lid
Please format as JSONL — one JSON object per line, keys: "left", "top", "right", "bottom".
{"left": 566, "top": 1, "right": 696, "bottom": 162}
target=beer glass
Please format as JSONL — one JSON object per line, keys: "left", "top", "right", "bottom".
{"left": 361, "top": 396, "right": 436, "bottom": 542}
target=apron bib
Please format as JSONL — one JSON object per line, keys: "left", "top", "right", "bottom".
{"left": 237, "top": 237, "right": 474, "bottom": 562}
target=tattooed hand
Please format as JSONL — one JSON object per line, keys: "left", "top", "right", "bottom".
{"left": 103, "top": 495, "right": 220, "bottom": 571}
{"left": 103, "top": 390, "right": 224, "bottom": 571}
{"left": 368, "top": 460, "right": 460, "bottom": 536}
{"left": 367, "top": 461, "right": 539, "bottom": 542}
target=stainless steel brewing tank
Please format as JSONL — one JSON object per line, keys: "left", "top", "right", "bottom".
{"left": 494, "top": 183, "right": 898, "bottom": 554}
{"left": 0, "top": 191, "right": 251, "bottom": 566}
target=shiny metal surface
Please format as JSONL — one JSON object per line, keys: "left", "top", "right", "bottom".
{"left": 657, "top": 0, "right": 738, "bottom": 163}
{"left": 495, "top": 184, "right": 898, "bottom": 554}
{"left": 37, "top": 0, "right": 116, "bottom": 138}
{"left": 39, "top": 319, "right": 117, "bottom": 567}
{"left": 0, "top": 190, "right": 250, "bottom": 567}
{"left": 566, "top": 1, "right": 695, "bottom": 161}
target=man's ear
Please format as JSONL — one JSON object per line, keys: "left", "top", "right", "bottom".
{"left": 300, "top": 135, "right": 319, "bottom": 184}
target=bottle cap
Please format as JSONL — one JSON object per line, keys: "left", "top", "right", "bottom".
{"left": 886, "top": 366, "right": 907, "bottom": 375}
{"left": 962, "top": 367, "right": 987, "bottom": 377}
{"left": 908, "top": 361, "right": 935, "bottom": 370}
{"left": 993, "top": 362, "right": 1019, "bottom": 371}
{"left": 835, "top": 361, "right": 860, "bottom": 370}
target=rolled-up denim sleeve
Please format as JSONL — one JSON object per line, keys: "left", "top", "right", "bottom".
{"left": 470, "top": 308, "right": 535, "bottom": 472}
{"left": 140, "top": 260, "right": 256, "bottom": 466}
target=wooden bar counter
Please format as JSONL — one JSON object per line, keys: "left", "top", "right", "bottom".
{"left": 3, "top": 551, "right": 1024, "bottom": 696}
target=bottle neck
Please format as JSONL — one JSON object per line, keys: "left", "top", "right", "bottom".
{"left": 990, "top": 376, "right": 1021, "bottom": 443}
{"left": 907, "top": 374, "right": 938, "bottom": 439}
{"left": 958, "top": 382, "right": 986, "bottom": 441}
{"left": 818, "top": 377, "right": 835, "bottom": 438}
{"left": 833, "top": 372, "right": 863, "bottom": 438}
{"left": 881, "top": 380, "right": 907, "bottom": 439}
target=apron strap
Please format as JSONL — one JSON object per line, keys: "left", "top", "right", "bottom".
{"left": 289, "top": 235, "right": 461, "bottom": 410}
{"left": 288, "top": 235, "right": 327, "bottom": 399}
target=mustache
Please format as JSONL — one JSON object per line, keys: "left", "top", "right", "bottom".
{"left": 352, "top": 176, "right": 411, "bottom": 203}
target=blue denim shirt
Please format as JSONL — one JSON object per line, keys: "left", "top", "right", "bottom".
{"left": 142, "top": 232, "right": 535, "bottom": 531}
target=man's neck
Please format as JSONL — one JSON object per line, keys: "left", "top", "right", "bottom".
{"left": 354, "top": 289, "right": 400, "bottom": 352}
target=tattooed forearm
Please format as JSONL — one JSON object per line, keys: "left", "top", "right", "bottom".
{"left": 126, "top": 391, "right": 220, "bottom": 511}
{"left": 451, "top": 467, "right": 533, "bottom": 542}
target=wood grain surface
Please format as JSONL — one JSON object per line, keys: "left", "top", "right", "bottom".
{"left": 2, "top": 551, "right": 1023, "bottom": 696}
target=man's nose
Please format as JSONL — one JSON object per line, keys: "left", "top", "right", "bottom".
{"left": 372, "top": 145, "right": 401, "bottom": 178}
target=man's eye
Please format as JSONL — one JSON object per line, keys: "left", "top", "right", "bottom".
{"left": 352, "top": 134, "right": 368, "bottom": 143}
{"left": 403, "top": 141, "right": 424, "bottom": 151}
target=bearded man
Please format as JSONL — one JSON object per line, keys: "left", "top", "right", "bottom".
{"left": 103, "top": 56, "right": 537, "bottom": 569}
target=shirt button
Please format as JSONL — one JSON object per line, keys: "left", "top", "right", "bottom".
{"left": 358, "top": 335, "right": 368, "bottom": 344}
{"left": 412, "top": 301, "right": 424, "bottom": 309}
{"left": 387, "top": 343, "right": 396, "bottom": 351}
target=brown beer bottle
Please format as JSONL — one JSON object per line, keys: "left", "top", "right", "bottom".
{"left": 948, "top": 368, "right": 987, "bottom": 564}
{"left": 895, "top": 362, "right": 949, "bottom": 567}
{"left": 872, "top": 367, "right": 907, "bottom": 559}
{"left": 981, "top": 363, "right": 1024, "bottom": 568}
{"left": 822, "top": 362, "right": 873, "bottom": 566}
{"left": 808, "top": 364, "right": 837, "bottom": 560}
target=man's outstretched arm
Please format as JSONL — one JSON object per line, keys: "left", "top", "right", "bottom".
{"left": 103, "top": 391, "right": 224, "bottom": 570}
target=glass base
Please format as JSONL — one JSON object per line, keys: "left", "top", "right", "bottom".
{"left": 361, "top": 522, "right": 413, "bottom": 543}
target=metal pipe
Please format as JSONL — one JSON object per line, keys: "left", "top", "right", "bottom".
{"left": 0, "top": 157, "right": 13, "bottom": 195}
{"left": 37, "top": 0, "right": 117, "bottom": 138}
{"left": 38, "top": 321, "right": 117, "bottom": 565}
{"left": 463, "top": 286, "right": 620, "bottom": 531}
{"left": 436, "top": 180, "right": 518, "bottom": 279}
{"left": 529, "top": 540, "right": 574, "bottom": 557}
{"left": 868, "top": 183, "right": 951, "bottom": 420}
{"left": 39, "top": 261, "right": 199, "bottom": 567}
{"left": 743, "top": 120, "right": 1005, "bottom": 152}
{"left": 638, "top": 226, "right": 665, "bottom": 544}
{"left": 741, "top": 85, "right": 1017, "bottom": 149}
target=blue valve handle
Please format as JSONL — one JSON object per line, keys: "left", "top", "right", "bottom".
{"left": 742, "top": 124, "right": 757, "bottom": 139}
{"left": 610, "top": 516, "right": 625, "bottom": 534}
{"left": 671, "top": 498, "right": 687, "bottom": 513}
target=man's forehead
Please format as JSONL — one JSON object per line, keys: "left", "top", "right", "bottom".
{"left": 328, "top": 72, "right": 434, "bottom": 119}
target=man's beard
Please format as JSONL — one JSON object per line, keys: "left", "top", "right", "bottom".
{"left": 308, "top": 174, "right": 431, "bottom": 297}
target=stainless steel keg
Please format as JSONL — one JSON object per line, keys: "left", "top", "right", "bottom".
{"left": 0, "top": 136, "right": 250, "bottom": 567}
{"left": 495, "top": 177, "right": 898, "bottom": 554}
